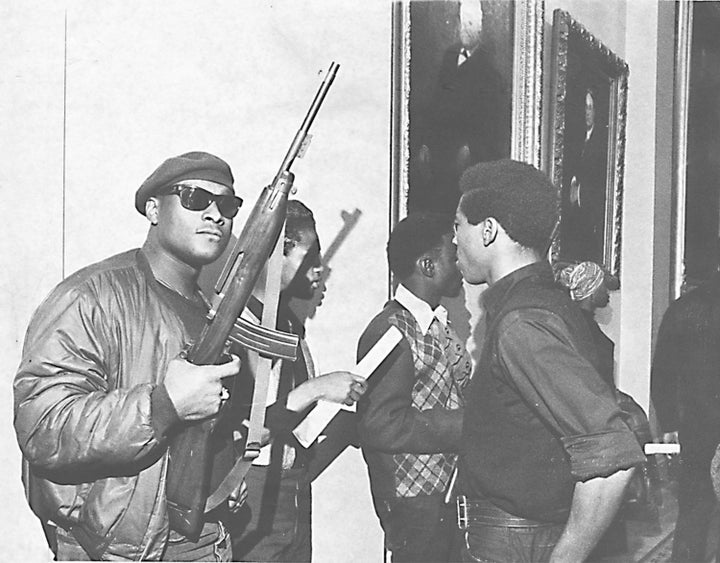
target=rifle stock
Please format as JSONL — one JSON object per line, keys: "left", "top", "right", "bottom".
{"left": 165, "top": 62, "right": 339, "bottom": 540}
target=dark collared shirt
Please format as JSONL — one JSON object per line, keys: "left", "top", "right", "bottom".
{"left": 458, "top": 262, "right": 644, "bottom": 522}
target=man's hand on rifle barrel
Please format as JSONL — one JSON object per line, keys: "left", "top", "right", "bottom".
{"left": 163, "top": 354, "right": 241, "bottom": 421}
{"left": 286, "top": 371, "right": 367, "bottom": 412}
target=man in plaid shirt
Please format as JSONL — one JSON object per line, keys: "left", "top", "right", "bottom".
{"left": 357, "top": 213, "right": 472, "bottom": 562}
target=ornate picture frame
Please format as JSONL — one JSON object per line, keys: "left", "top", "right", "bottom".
{"left": 548, "top": 9, "right": 628, "bottom": 280}
{"left": 390, "top": 0, "right": 544, "bottom": 228}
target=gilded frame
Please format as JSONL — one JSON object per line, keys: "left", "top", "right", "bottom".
{"left": 390, "top": 0, "right": 544, "bottom": 232}
{"left": 548, "top": 9, "right": 628, "bottom": 280}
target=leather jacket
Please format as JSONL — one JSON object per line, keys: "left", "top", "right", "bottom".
{"left": 14, "top": 249, "right": 198, "bottom": 560}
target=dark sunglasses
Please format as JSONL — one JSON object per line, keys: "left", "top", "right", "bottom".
{"left": 163, "top": 184, "right": 243, "bottom": 219}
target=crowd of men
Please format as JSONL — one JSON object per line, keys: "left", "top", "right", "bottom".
{"left": 17, "top": 153, "right": 695, "bottom": 563}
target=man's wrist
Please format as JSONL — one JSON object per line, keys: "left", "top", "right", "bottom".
{"left": 286, "top": 379, "right": 319, "bottom": 412}
{"left": 150, "top": 383, "right": 182, "bottom": 439}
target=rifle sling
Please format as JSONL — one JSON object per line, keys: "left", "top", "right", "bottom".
{"left": 206, "top": 228, "right": 285, "bottom": 513}
{"left": 204, "top": 458, "right": 254, "bottom": 512}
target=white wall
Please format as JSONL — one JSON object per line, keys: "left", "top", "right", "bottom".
{"left": 617, "top": 0, "right": 664, "bottom": 411}
{"left": 1, "top": 1, "right": 390, "bottom": 560}
{"left": 1, "top": 2, "right": 67, "bottom": 560}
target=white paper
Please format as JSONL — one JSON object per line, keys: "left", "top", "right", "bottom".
{"left": 293, "top": 326, "right": 403, "bottom": 448}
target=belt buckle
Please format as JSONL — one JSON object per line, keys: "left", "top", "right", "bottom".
{"left": 456, "top": 495, "right": 468, "bottom": 530}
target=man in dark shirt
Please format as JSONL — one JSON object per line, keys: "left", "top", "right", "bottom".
{"left": 651, "top": 272, "right": 720, "bottom": 562}
{"left": 452, "top": 159, "right": 645, "bottom": 562}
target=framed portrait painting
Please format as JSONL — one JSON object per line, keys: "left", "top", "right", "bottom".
{"left": 548, "top": 9, "right": 628, "bottom": 280}
{"left": 390, "top": 0, "right": 544, "bottom": 223}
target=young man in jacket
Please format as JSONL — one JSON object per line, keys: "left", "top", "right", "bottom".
{"left": 453, "top": 159, "right": 645, "bottom": 563}
{"left": 357, "top": 212, "right": 472, "bottom": 562}
{"left": 229, "top": 200, "right": 368, "bottom": 562}
{"left": 13, "top": 152, "right": 362, "bottom": 561}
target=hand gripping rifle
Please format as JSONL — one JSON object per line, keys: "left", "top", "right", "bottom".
{"left": 166, "top": 62, "right": 339, "bottom": 540}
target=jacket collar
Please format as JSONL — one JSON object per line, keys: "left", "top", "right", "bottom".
{"left": 482, "top": 261, "right": 554, "bottom": 322}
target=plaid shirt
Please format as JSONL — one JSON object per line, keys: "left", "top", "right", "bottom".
{"left": 389, "top": 308, "right": 471, "bottom": 496}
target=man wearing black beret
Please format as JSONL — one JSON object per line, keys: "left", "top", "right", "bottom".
{"left": 13, "top": 151, "right": 364, "bottom": 561}
{"left": 14, "top": 151, "right": 243, "bottom": 561}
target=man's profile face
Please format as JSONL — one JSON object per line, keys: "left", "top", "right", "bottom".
{"left": 286, "top": 237, "right": 324, "bottom": 300}
{"left": 282, "top": 228, "right": 321, "bottom": 295}
{"left": 153, "top": 179, "right": 233, "bottom": 268}
{"left": 585, "top": 91, "right": 595, "bottom": 131}
{"left": 453, "top": 205, "right": 487, "bottom": 285}
{"left": 434, "top": 233, "right": 464, "bottom": 298}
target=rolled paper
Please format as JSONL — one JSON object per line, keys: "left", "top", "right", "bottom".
{"left": 293, "top": 326, "right": 403, "bottom": 448}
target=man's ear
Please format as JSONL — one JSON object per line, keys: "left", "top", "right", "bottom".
{"left": 482, "top": 217, "right": 499, "bottom": 247}
{"left": 418, "top": 256, "right": 435, "bottom": 278}
{"left": 145, "top": 197, "right": 160, "bottom": 226}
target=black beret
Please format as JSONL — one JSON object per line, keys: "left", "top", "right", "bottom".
{"left": 135, "top": 151, "right": 235, "bottom": 215}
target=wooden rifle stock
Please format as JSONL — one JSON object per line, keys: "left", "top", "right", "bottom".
{"left": 165, "top": 62, "right": 339, "bottom": 540}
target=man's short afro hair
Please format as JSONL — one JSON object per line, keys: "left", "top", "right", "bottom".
{"left": 387, "top": 212, "right": 453, "bottom": 281}
{"left": 459, "top": 159, "right": 559, "bottom": 253}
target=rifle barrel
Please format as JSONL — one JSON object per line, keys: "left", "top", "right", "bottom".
{"left": 274, "top": 62, "right": 340, "bottom": 183}
{"left": 166, "top": 62, "right": 339, "bottom": 540}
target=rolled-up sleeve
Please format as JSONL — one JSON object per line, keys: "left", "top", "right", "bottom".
{"left": 496, "top": 309, "right": 645, "bottom": 481}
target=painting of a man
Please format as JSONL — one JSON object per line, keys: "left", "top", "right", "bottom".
{"left": 407, "top": 0, "right": 513, "bottom": 215}
{"left": 560, "top": 84, "right": 610, "bottom": 263}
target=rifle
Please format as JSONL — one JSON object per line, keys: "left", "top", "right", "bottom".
{"left": 166, "top": 62, "right": 339, "bottom": 541}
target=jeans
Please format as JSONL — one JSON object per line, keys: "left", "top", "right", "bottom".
{"left": 376, "top": 493, "right": 455, "bottom": 563}
{"left": 457, "top": 499, "right": 563, "bottom": 563}
{"left": 460, "top": 524, "right": 563, "bottom": 563}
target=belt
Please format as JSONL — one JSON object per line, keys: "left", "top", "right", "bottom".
{"left": 456, "top": 495, "right": 557, "bottom": 530}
